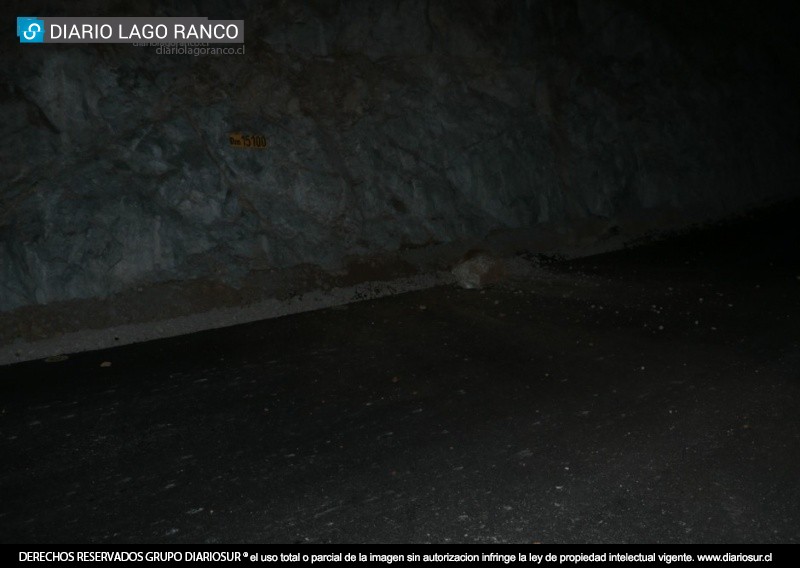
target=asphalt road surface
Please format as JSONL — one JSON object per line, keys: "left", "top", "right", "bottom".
{"left": 2, "top": 205, "right": 799, "bottom": 544}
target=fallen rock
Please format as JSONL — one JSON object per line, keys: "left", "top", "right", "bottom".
{"left": 452, "top": 251, "right": 506, "bottom": 289}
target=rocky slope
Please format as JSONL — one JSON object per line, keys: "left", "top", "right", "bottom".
{"left": 1, "top": 0, "right": 799, "bottom": 312}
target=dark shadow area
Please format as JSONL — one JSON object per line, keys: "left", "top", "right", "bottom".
{"left": 1, "top": 201, "right": 798, "bottom": 543}
{"left": 2, "top": 0, "right": 800, "bottom": 546}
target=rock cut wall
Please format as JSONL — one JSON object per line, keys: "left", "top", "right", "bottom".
{"left": 1, "top": 0, "right": 799, "bottom": 312}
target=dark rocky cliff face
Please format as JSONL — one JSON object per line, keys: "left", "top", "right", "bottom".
{"left": 1, "top": 0, "right": 799, "bottom": 313}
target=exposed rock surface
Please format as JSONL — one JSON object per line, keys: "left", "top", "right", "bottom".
{"left": 1, "top": 0, "right": 799, "bottom": 313}
{"left": 452, "top": 251, "right": 506, "bottom": 290}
